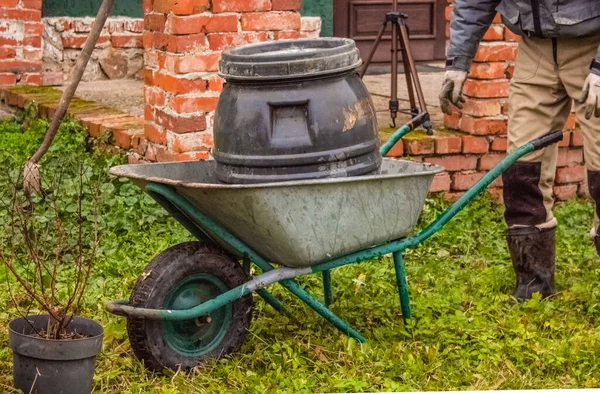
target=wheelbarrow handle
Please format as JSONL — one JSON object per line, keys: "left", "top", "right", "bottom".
{"left": 529, "top": 129, "right": 564, "bottom": 151}
{"left": 379, "top": 112, "right": 430, "bottom": 157}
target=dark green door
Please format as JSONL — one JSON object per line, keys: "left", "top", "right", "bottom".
{"left": 42, "top": 0, "right": 142, "bottom": 18}
{"left": 302, "top": 0, "right": 332, "bottom": 37}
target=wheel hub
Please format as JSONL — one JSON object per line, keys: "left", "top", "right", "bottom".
{"left": 162, "top": 274, "right": 232, "bottom": 357}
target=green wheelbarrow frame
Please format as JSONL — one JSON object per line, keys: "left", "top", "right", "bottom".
{"left": 106, "top": 120, "right": 564, "bottom": 344}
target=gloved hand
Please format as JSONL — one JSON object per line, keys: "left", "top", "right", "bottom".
{"left": 579, "top": 72, "right": 600, "bottom": 120}
{"left": 439, "top": 70, "right": 467, "bottom": 115}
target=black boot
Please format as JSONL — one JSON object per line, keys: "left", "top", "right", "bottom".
{"left": 506, "top": 226, "right": 556, "bottom": 300}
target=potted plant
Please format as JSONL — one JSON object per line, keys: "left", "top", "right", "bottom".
{"left": 0, "top": 163, "right": 103, "bottom": 394}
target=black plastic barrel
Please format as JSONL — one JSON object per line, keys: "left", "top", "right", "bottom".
{"left": 213, "top": 38, "right": 381, "bottom": 184}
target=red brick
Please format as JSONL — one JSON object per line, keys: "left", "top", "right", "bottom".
{"left": 571, "top": 130, "right": 583, "bottom": 147}
{"left": 145, "top": 14, "right": 167, "bottom": 32}
{"left": 555, "top": 165, "right": 585, "bottom": 184}
{"left": 435, "top": 134, "right": 462, "bottom": 154}
{"left": 143, "top": 0, "right": 153, "bottom": 13}
{"left": 208, "top": 75, "right": 224, "bottom": 92}
{"left": 153, "top": 32, "right": 208, "bottom": 53}
{"left": 154, "top": 0, "right": 210, "bottom": 15}
{"left": 23, "top": 34, "right": 42, "bottom": 48}
{"left": 166, "top": 52, "right": 221, "bottom": 73}
{"left": 383, "top": 138, "right": 404, "bottom": 157}
{"left": 113, "top": 128, "right": 144, "bottom": 150}
{"left": 504, "top": 28, "right": 521, "bottom": 42}
{"left": 461, "top": 98, "right": 502, "bottom": 117}
{"left": 144, "top": 123, "right": 167, "bottom": 145}
{"left": 443, "top": 113, "right": 460, "bottom": 129}
{"left": 111, "top": 34, "right": 143, "bottom": 48}
{"left": 20, "top": 73, "right": 41, "bottom": 85}
{"left": 493, "top": 13, "right": 502, "bottom": 23}
{"left": 42, "top": 72, "right": 64, "bottom": 86}
{"left": 425, "top": 155, "right": 478, "bottom": 172}
{"left": 207, "top": 32, "right": 269, "bottom": 51}
{"left": 241, "top": 12, "right": 301, "bottom": 31}
{"left": 155, "top": 145, "right": 210, "bottom": 162}
{"left": 21, "top": 0, "right": 42, "bottom": 9}
{"left": 62, "top": 34, "right": 110, "bottom": 49}
{"left": 154, "top": 72, "right": 207, "bottom": 94}
{"left": 168, "top": 131, "right": 214, "bottom": 152}
{"left": 0, "top": 73, "right": 16, "bottom": 86}
{"left": 554, "top": 185, "right": 578, "bottom": 201}
{"left": 463, "top": 79, "right": 509, "bottom": 98}
{"left": 24, "top": 22, "right": 43, "bottom": 35}
{"left": 0, "top": 8, "right": 41, "bottom": 21}
{"left": 452, "top": 172, "right": 485, "bottom": 191}
{"left": 506, "top": 64, "right": 515, "bottom": 79}
{"left": 145, "top": 87, "right": 167, "bottom": 107}
{"left": 482, "top": 25, "right": 504, "bottom": 41}
{"left": 144, "top": 105, "right": 155, "bottom": 122}
{"left": 0, "top": 60, "right": 41, "bottom": 73}
{"left": 556, "top": 148, "right": 583, "bottom": 168}
{"left": 404, "top": 137, "right": 435, "bottom": 155}
{"left": 274, "top": 31, "right": 307, "bottom": 40}
{"left": 479, "top": 153, "right": 506, "bottom": 170}
{"left": 167, "top": 14, "right": 239, "bottom": 35}
{"left": 0, "top": 0, "right": 18, "bottom": 6}
{"left": 462, "top": 135, "right": 489, "bottom": 153}
{"left": 80, "top": 114, "right": 130, "bottom": 137}
{"left": 459, "top": 115, "right": 507, "bottom": 135}
{"left": 490, "top": 136, "right": 507, "bottom": 151}
{"left": 474, "top": 43, "right": 518, "bottom": 62}
{"left": 23, "top": 48, "right": 42, "bottom": 60}
{"left": 558, "top": 131, "right": 570, "bottom": 147}
{"left": 213, "top": 0, "right": 271, "bottom": 13}
{"left": 272, "top": 0, "right": 302, "bottom": 11}
{"left": 564, "top": 113, "right": 577, "bottom": 131}
{"left": 0, "top": 47, "right": 16, "bottom": 60}
{"left": 430, "top": 172, "right": 451, "bottom": 193}
{"left": 469, "top": 62, "right": 508, "bottom": 80}
{"left": 169, "top": 95, "right": 219, "bottom": 113}
{"left": 445, "top": 5, "right": 453, "bottom": 22}
{"left": 156, "top": 109, "right": 207, "bottom": 133}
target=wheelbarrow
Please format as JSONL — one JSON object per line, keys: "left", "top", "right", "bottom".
{"left": 106, "top": 119, "right": 564, "bottom": 372}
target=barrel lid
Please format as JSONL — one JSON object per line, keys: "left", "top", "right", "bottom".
{"left": 219, "top": 38, "right": 362, "bottom": 80}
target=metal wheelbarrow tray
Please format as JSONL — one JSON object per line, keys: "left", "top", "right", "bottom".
{"left": 106, "top": 123, "right": 564, "bottom": 372}
{"left": 110, "top": 159, "right": 441, "bottom": 268}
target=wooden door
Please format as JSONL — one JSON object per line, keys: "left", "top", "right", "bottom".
{"left": 333, "top": 0, "right": 447, "bottom": 62}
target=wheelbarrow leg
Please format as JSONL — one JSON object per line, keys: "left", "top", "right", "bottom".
{"left": 256, "top": 288, "right": 286, "bottom": 313}
{"left": 323, "top": 270, "right": 333, "bottom": 307}
{"left": 279, "top": 278, "right": 366, "bottom": 343}
{"left": 393, "top": 251, "right": 412, "bottom": 322}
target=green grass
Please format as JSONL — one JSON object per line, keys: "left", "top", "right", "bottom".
{"left": 1, "top": 117, "right": 600, "bottom": 393}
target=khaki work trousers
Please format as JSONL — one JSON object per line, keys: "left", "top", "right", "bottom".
{"left": 504, "top": 35, "right": 600, "bottom": 227}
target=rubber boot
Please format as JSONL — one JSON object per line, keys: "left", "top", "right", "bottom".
{"left": 506, "top": 226, "right": 555, "bottom": 300}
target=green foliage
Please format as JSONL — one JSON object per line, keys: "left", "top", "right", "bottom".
{"left": 1, "top": 118, "right": 600, "bottom": 391}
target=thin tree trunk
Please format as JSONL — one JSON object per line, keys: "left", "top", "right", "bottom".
{"left": 23, "top": 0, "right": 117, "bottom": 197}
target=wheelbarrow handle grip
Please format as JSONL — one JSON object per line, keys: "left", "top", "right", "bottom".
{"left": 530, "top": 129, "right": 564, "bottom": 151}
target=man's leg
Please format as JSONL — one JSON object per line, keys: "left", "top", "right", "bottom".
{"left": 504, "top": 37, "right": 571, "bottom": 299}
{"left": 556, "top": 35, "right": 600, "bottom": 254}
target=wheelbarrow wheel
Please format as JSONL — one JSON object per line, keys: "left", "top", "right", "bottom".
{"left": 126, "top": 242, "right": 253, "bottom": 372}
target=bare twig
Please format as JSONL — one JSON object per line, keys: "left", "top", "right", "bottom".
{"left": 23, "top": 0, "right": 116, "bottom": 198}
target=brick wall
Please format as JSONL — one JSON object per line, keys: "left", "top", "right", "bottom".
{"left": 137, "top": 0, "right": 304, "bottom": 163}
{"left": 439, "top": 0, "right": 585, "bottom": 201}
{"left": 42, "top": 17, "right": 144, "bottom": 85}
{"left": 0, "top": 0, "right": 43, "bottom": 87}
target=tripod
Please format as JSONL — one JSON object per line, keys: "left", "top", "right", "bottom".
{"left": 360, "top": 0, "right": 432, "bottom": 134}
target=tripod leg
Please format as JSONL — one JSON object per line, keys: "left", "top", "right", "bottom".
{"left": 360, "top": 22, "right": 388, "bottom": 79}
{"left": 389, "top": 21, "right": 399, "bottom": 128}
{"left": 398, "top": 26, "right": 418, "bottom": 117}
{"left": 398, "top": 21, "right": 433, "bottom": 134}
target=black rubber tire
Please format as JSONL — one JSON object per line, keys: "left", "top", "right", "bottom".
{"left": 126, "top": 242, "right": 253, "bottom": 372}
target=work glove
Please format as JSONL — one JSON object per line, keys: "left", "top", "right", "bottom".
{"left": 579, "top": 72, "right": 600, "bottom": 120}
{"left": 439, "top": 70, "right": 467, "bottom": 115}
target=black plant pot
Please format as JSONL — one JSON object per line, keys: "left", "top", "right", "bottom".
{"left": 8, "top": 315, "right": 103, "bottom": 394}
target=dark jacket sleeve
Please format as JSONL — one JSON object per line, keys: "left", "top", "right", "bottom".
{"left": 594, "top": 46, "right": 600, "bottom": 76}
{"left": 447, "top": 0, "right": 502, "bottom": 72}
